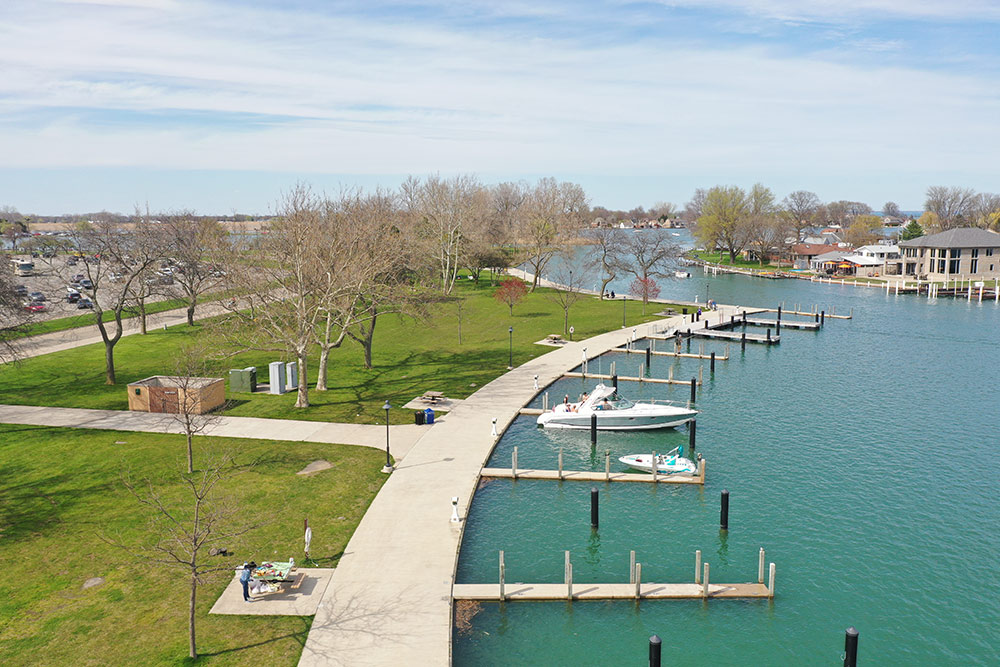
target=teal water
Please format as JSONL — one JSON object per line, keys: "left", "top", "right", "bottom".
{"left": 454, "top": 273, "right": 1000, "bottom": 664}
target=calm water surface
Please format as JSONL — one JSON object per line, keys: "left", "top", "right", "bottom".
{"left": 454, "top": 262, "right": 1000, "bottom": 665}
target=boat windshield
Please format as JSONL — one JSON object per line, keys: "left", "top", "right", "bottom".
{"left": 597, "top": 393, "right": 633, "bottom": 410}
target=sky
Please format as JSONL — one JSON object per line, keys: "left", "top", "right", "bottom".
{"left": 1, "top": 0, "right": 999, "bottom": 215}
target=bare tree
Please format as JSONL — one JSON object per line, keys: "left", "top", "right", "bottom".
{"left": 414, "top": 174, "right": 486, "bottom": 295}
{"left": 544, "top": 259, "right": 586, "bottom": 335}
{"left": 746, "top": 213, "right": 790, "bottom": 266}
{"left": 61, "top": 214, "right": 166, "bottom": 383}
{"left": 0, "top": 262, "right": 30, "bottom": 362}
{"left": 162, "top": 213, "right": 226, "bottom": 326}
{"left": 882, "top": 201, "right": 901, "bottom": 218}
{"left": 782, "top": 191, "right": 821, "bottom": 241}
{"left": 519, "top": 177, "right": 588, "bottom": 291}
{"left": 971, "top": 192, "right": 1000, "bottom": 230}
{"left": 683, "top": 188, "right": 708, "bottom": 224}
{"left": 111, "top": 452, "right": 259, "bottom": 660}
{"left": 584, "top": 226, "right": 626, "bottom": 298}
{"left": 167, "top": 346, "right": 227, "bottom": 474}
{"left": 925, "top": 186, "right": 978, "bottom": 229}
{"left": 620, "top": 229, "right": 680, "bottom": 308}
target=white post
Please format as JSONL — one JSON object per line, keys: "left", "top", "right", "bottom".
{"left": 651, "top": 453, "right": 657, "bottom": 483}
{"left": 543, "top": 392, "right": 549, "bottom": 411}
{"left": 533, "top": 374, "right": 539, "bottom": 390}
{"left": 512, "top": 446, "right": 518, "bottom": 479}
{"left": 698, "top": 458, "right": 706, "bottom": 482}
{"left": 629, "top": 550, "right": 636, "bottom": 583}
{"left": 558, "top": 447, "right": 563, "bottom": 480}
{"left": 451, "top": 497, "right": 460, "bottom": 523}
{"left": 492, "top": 417, "right": 498, "bottom": 437}
{"left": 668, "top": 366, "right": 673, "bottom": 382}
{"left": 758, "top": 547, "right": 765, "bottom": 584}
{"left": 564, "top": 550, "right": 570, "bottom": 590}
{"left": 698, "top": 365, "right": 703, "bottom": 384}
{"left": 634, "top": 563, "right": 642, "bottom": 599}
{"left": 499, "top": 550, "right": 505, "bottom": 601}
{"left": 703, "top": 562, "right": 710, "bottom": 598}
{"left": 979, "top": 285, "right": 984, "bottom": 302}
{"left": 968, "top": 284, "right": 972, "bottom": 301}
{"left": 768, "top": 562, "right": 776, "bottom": 597}
{"left": 605, "top": 450, "right": 610, "bottom": 480}
{"left": 695, "top": 550, "right": 702, "bottom": 583}
{"left": 639, "top": 363, "right": 644, "bottom": 381}
{"left": 567, "top": 562, "right": 573, "bottom": 600}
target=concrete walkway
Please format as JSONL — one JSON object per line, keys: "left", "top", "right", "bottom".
{"left": 298, "top": 305, "right": 743, "bottom": 666}
{"left": 0, "top": 404, "right": 427, "bottom": 460}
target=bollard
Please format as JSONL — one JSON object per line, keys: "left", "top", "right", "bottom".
{"left": 844, "top": 627, "right": 859, "bottom": 667}
{"left": 491, "top": 417, "right": 498, "bottom": 437}
{"left": 758, "top": 547, "right": 765, "bottom": 583}
{"left": 690, "top": 378, "right": 697, "bottom": 403}
{"left": 766, "top": 328, "right": 771, "bottom": 342}
{"left": 567, "top": 562, "right": 573, "bottom": 600}
{"left": 702, "top": 562, "right": 710, "bottom": 598}
{"left": 590, "top": 487, "right": 599, "bottom": 528}
{"left": 710, "top": 351, "right": 715, "bottom": 373}
{"left": 591, "top": 413, "right": 597, "bottom": 444}
{"left": 695, "top": 550, "right": 701, "bottom": 583}
{"left": 543, "top": 392, "right": 549, "bottom": 411}
{"left": 612, "top": 374, "right": 618, "bottom": 389}
{"left": 720, "top": 489, "right": 729, "bottom": 529}
{"left": 512, "top": 447, "right": 518, "bottom": 480}
{"left": 768, "top": 562, "right": 776, "bottom": 597}
{"left": 645, "top": 346, "right": 651, "bottom": 368}
{"left": 630, "top": 550, "right": 636, "bottom": 583}
{"left": 649, "top": 635, "right": 662, "bottom": 667}
{"left": 777, "top": 305, "right": 781, "bottom": 320}
{"left": 605, "top": 450, "right": 610, "bottom": 480}
{"left": 451, "top": 496, "right": 460, "bottom": 523}
{"left": 558, "top": 447, "right": 563, "bottom": 480}
{"left": 689, "top": 420, "right": 696, "bottom": 452}
{"left": 533, "top": 374, "right": 538, "bottom": 390}
{"left": 499, "top": 550, "right": 505, "bottom": 601}
{"left": 634, "top": 562, "right": 642, "bottom": 599}
{"left": 741, "top": 332, "right": 747, "bottom": 352}
{"left": 821, "top": 310, "right": 825, "bottom": 326}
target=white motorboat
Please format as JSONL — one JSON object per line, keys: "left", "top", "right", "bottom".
{"left": 536, "top": 384, "right": 697, "bottom": 431}
{"left": 619, "top": 447, "right": 697, "bottom": 475}
{"left": 674, "top": 270, "right": 691, "bottom": 278}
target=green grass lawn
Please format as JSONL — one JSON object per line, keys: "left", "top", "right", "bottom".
{"left": 0, "top": 278, "right": 682, "bottom": 424}
{"left": 687, "top": 249, "right": 789, "bottom": 271}
{"left": 16, "top": 297, "right": 191, "bottom": 338}
{"left": 0, "top": 424, "right": 386, "bottom": 665}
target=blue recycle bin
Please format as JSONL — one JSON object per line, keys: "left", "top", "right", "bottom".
{"left": 424, "top": 408, "right": 435, "bottom": 425}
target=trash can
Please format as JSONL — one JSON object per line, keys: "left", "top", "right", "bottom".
{"left": 424, "top": 408, "right": 435, "bottom": 425}
{"left": 414, "top": 410, "right": 425, "bottom": 426}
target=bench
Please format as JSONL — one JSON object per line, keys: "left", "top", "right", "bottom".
{"left": 288, "top": 572, "right": 306, "bottom": 590}
{"left": 421, "top": 391, "right": 444, "bottom": 404}
{"left": 544, "top": 334, "right": 565, "bottom": 344}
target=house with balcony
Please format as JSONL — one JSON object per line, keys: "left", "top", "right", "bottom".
{"left": 897, "top": 228, "right": 1000, "bottom": 280}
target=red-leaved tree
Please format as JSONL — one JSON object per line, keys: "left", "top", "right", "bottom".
{"left": 494, "top": 279, "right": 528, "bottom": 316}
{"left": 630, "top": 277, "right": 660, "bottom": 314}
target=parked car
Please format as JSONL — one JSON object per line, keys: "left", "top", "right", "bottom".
{"left": 72, "top": 273, "right": 85, "bottom": 282}
{"left": 67, "top": 256, "right": 78, "bottom": 266}
{"left": 29, "top": 291, "right": 45, "bottom": 302}
{"left": 77, "top": 298, "right": 94, "bottom": 309}
{"left": 24, "top": 302, "right": 45, "bottom": 313}
{"left": 15, "top": 285, "right": 27, "bottom": 296}
{"left": 80, "top": 278, "right": 94, "bottom": 289}
{"left": 66, "top": 290, "right": 81, "bottom": 303}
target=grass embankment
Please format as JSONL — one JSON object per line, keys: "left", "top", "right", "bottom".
{"left": 0, "top": 424, "right": 386, "bottom": 665}
{"left": 687, "top": 249, "right": 790, "bottom": 271}
{"left": 0, "top": 278, "right": 682, "bottom": 424}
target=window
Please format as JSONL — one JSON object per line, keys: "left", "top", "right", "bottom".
{"left": 987, "top": 248, "right": 994, "bottom": 256}
{"left": 949, "top": 259, "right": 960, "bottom": 273}
{"left": 971, "top": 259, "right": 979, "bottom": 273}
{"left": 906, "top": 262, "right": 916, "bottom": 274}
{"left": 938, "top": 259, "right": 946, "bottom": 273}
{"left": 972, "top": 249, "right": 979, "bottom": 258}
{"left": 950, "top": 248, "right": 961, "bottom": 258}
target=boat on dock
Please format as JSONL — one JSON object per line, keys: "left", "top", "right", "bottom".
{"left": 536, "top": 384, "right": 697, "bottom": 431}
{"left": 619, "top": 447, "right": 697, "bottom": 474}
{"left": 674, "top": 270, "right": 691, "bottom": 278}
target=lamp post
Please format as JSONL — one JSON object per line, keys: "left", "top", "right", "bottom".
{"left": 508, "top": 326, "right": 514, "bottom": 370}
{"left": 622, "top": 295, "right": 627, "bottom": 328}
{"left": 382, "top": 400, "right": 392, "bottom": 473}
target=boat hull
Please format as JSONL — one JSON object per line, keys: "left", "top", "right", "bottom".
{"left": 618, "top": 454, "right": 697, "bottom": 475}
{"left": 537, "top": 411, "right": 695, "bottom": 430}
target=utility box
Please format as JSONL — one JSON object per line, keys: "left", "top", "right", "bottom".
{"left": 268, "top": 361, "right": 286, "bottom": 395}
{"left": 286, "top": 362, "right": 298, "bottom": 390}
{"left": 229, "top": 368, "right": 248, "bottom": 393}
{"left": 245, "top": 366, "right": 257, "bottom": 392}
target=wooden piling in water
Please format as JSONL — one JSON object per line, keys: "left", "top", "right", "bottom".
{"left": 512, "top": 446, "right": 518, "bottom": 480}
{"left": 703, "top": 563, "right": 710, "bottom": 598}
{"left": 499, "top": 550, "right": 506, "bottom": 601}
{"left": 630, "top": 550, "right": 636, "bottom": 584}
{"left": 758, "top": 548, "right": 765, "bottom": 584}
{"left": 768, "top": 562, "right": 776, "bottom": 597}
{"left": 695, "top": 550, "right": 701, "bottom": 584}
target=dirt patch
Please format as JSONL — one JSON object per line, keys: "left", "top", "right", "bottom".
{"left": 297, "top": 460, "right": 333, "bottom": 476}
{"left": 82, "top": 577, "right": 105, "bottom": 590}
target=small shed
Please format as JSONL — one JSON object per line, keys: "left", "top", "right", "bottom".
{"left": 127, "top": 376, "right": 225, "bottom": 414}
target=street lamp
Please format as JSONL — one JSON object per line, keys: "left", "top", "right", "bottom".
{"left": 508, "top": 326, "right": 514, "bottom": 370}
{"left": 382, "top": 400, "right": 392, "bottom": 473}
{"left": 622, "top": 295, "right": 627, "bottom": 327}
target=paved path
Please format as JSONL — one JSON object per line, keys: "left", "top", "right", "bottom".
{"left": 0, "top": 404, "right": 426, "bottom": 460}
{"left": 298, "top": 305, "right": 744, "bottom": 666}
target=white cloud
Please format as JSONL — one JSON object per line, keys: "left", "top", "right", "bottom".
{"left": 656, "top": 0, "right": 1000, "bottom": 22}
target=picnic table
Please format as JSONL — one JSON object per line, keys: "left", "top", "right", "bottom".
{"left": 252, "top": 561, "right": 295, "bottom": 582}
{"left": 421, "top": 391, "right": 444, "bottom": 404}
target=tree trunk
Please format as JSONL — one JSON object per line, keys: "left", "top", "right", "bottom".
{"left": 187, "top": 298, "right": 196, "bottom": 326}
{"left": 186, "top": 431, "right": 194, "bottom": 474}
{"left": 729, "top": 249, "right": 737, "bottom": 263}
{"left": 189, "top": 574, "right": 197, "bottom": 659}
{"left": 316, "top": 346, "right": 330, "bottom": 391}
{"left": 600, "top": 277, "right": 613, "bottom": 299}
{"left": 139, "top": 298, "right": 147, "bottom": 335}
{"left": 294, "top": 354, "right": 309, "bottom": 408}
{"left": 361, "top": 314, "right": 378, "bottom": 369}
{"left": 563, "top": 308, "right": 569, "bottom": 335}
{"left": 104, "top": 340, "right": 116, "bottom": 385}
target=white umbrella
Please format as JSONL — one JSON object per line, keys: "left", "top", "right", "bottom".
{"left": 304, "top": 526, "right": 313, "bottom": 558}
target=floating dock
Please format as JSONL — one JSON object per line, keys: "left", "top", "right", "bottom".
{"left": 563, "top": 371, "right": 699, "bottom": 385}
{"left": 741, "top": 318, "right": 819, "bottom": 331}
{"left": 481, "top": 464, "right": 705, "bottom": 485}
{"left": 607, "top": 348, "right": 728, "bottom": 360}
{"left": 683, "top": 328, "right": 779, "bottom": 344}
{"left": 761, "top": 307, "right": 851, "bottom": 320}
{"left": 453, "top": 581, "right": 770, "bottom": 601}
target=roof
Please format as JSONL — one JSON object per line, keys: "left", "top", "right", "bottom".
{"left": 791, "top": 243, "right": 832, "bottom": 256}
{"left": 841, "top": 255, "right": 882, "bottom": 266}
{"left": 128, "top": 375, "right": 223, "bottom": 389}
{"left": 899, "top": 227, "right": 1000, "bottom": 249}
{"left": 814, "top": 251, "right": 850, "bottom": 262}
{"left": 854, "top": 244, "right": 898, "bottom": 254}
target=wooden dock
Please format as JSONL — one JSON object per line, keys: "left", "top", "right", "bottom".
{"left": 519, "top": 408, "right": 544, "bottom": 416}
{"left": 761, "top": 307, "right": 851, "bottom": 320}
{"left": 481, "top": 465, "right": 705, "bottom": 485}
{"left": 684, "top": 329, "right": 779, "bottom": 344}
{"left": 563, "top": 371, "right": 699, "bottom": 386}
{"left": 742, "top": 318, "right": 819, "bottom": 331}
{"left": 607, "top": 348, "right": 728, "bottom": 361}
{"left": 453, "top": 581, "right": 770, "bottom": 601}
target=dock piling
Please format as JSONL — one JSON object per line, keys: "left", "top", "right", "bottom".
{"left": 720, "top": 489, "right": 730, "bottom": 530}
{"left": 768, "top": 562, "right": 776, "bottom": 597}
{"left": 690, "top": 378, "right": 696, "bottom": 403}
{"left": 689, "top": 420, "right": 696, "bottom": 452}
{"left": 543, "top": 392, "right": 549, "bottom": 412}
{"left": 821, "top": 310, "right": 825, "bottom": 326}
{"left": 499, "top": 551, "right": 505, "bottom": 601}
{"left": 590, "top": 487, "right": 599, "bottom": 528}
{"left": 590, "top": 414, "right": 597, "bottom": 444}
{"left": 766, "top": 328, "right": 771, "bottom": 342}
{"left": 649, "top": 635, "right": 662, "bottom": 667}
{"left": 777, "top": 305, "right": 781, "bottom": 320}
{"left": 844, "top": 627, "right": 859, "bottom": 667}
{"left": 630, "top": 550, "right": 636, "bottom": 583}
{"left": 702, "top": 563, "right": 710, "bottom": 598}
{"left": 651, "top": 452, "right": 658, "bottom": 483}
{"left": 695, "top": 550, "right": 701, "bottom": 583}
{"left": 639, "top": 362, "right": 645, "bottom": 380}
{"left": 698, "top": 366, "right": 703, "bottom": 384}
{"left": 612, "top": 374, "right": 618, "bottom": 389}
{"left": 567, "top": 562, "right": 573, "bottom": 600}
{"left": 512, "top": 446, "right": 518, "bottom": 480}
{"left": 605, "top": 450, "right": 610, "bottom": 481}
{"left": 558, "top": 447, "right": 563, "bottom": 480}
{"left": 741, "top": 332, "right": 747, "bottom": 352}
{"left": 758, "top": 547, "right": 765, "bottom": 584}
{"left": 710, "top": 352, "right": 716, "bottom": 373}
{"left": 645, "top": 346, "right": 651, "bottom": 368}
{"left": 635, "top": 563, "right": 642, "bottom": 599}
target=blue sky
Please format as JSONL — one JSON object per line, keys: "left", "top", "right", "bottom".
{"left": 1, "top": 0, "right": 998, "bottom": 215}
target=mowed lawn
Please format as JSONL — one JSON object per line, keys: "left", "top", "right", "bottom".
{"left": 0, "top": 279, "right": 680, "bottom": 424}
{"left": 0, "top": 424, "right": 386, "bottom": 665}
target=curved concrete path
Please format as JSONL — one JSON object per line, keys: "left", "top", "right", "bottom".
{"left": 0, "top": 404, "right": 426, "bottom": 460}
{"left": 298, "top": 306, "right": 742, "bottom": 666}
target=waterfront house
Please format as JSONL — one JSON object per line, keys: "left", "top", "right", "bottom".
{"left": 791, "top": 243, "right": 834, "bottom": 269}
{"left": 897, "top": 228, "right": 1000, "bottom": 281}
{"left": 810, "top": 250, "right": 851, "bottom": 272}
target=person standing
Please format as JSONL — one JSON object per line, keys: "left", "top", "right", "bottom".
{"left": 240, "top": 563, "right": 253, "bottom": 603}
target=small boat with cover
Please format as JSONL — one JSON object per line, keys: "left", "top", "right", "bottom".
{"left": 619, "top": 446, "right": 697, "bottom": 475}
{"left": 536, "top": 383, "right": 697, "bottom": 431}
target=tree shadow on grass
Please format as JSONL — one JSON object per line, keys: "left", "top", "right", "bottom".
{"left": 192, "top": 617, "right": 312, "bottom": 661}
